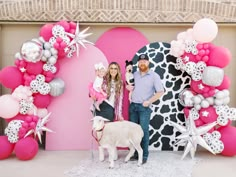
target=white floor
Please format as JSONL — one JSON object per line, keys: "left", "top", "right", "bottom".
{"left": 0, "top": 149, "right": 235, "bottom": 177}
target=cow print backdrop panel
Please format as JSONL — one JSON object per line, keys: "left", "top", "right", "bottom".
{"left": 132, "top": 42, "right": 191, "bottom": 151}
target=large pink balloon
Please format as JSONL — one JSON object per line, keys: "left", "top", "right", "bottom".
{"left": 0, "top": 136, "right": 15, "bottom": 159}
{"left": 0, "top": 94, "right": 20, "bottom": 119}
{"left": 0, "top": 66, "right": 23, "bottom": 89}
{"left": 33, "top": 93, "right": 52, "bottom": 108}
{"left": 193, "top": 18, "right": 218, "bottom": 43}
{"left": 39, "top": 23, "right": 54, "bottom": 41}
{"left": 25, "top": 61, "right": 44, "bottom": 75}
{"left": 218, "top": 126, "right": 236, "bottom": 156}
{"left": 15, "top": 137, "right": 39, "bottom": 160}
{"left": 207, "top": 46, "right": 231, "bottom": 68}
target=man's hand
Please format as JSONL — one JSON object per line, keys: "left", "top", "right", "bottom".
{"left": 143, "top": 100, "right": 150, "bottom": 107}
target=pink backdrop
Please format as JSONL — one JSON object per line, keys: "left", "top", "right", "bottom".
{"left": 46, "top": 27, "right": 149, "bottom": 150}
{"left": 46, "top": 44, "right": 108, "bottom": 150}
{"left": 96, "top": 27, "right": 149, "bottom": 120}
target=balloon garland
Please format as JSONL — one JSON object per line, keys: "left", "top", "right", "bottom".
{"left": 170, "top": 18, "right": 236, "bottom": 158}
{"left": 0, "top": 20, "right": 93, "bottom": 160}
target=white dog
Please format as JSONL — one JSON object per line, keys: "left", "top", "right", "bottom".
{"left": 91, "top": 116, "right": 144, "bottom": 168}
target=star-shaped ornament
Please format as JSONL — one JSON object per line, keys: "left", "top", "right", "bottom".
{"left": 20, "top": 67, "right": 26, "bottom": 72}
{"left": 198, "top": 83, "right": 204, "bottom": 90}
{"left": 65, "top": 23, "right": 94, "bottom": 56}
{"left": 24, "top": 112, "right": 53, "bottom": 143}
{"left": 170, "top": 117, "right": 217, "bottom": 160}
{"left": 202, "top": 111, "right": 209, "bottom": 117}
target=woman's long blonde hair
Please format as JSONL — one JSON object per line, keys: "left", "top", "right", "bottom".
{"left": 104, "top": 62, "right": 123, "bottom": 98}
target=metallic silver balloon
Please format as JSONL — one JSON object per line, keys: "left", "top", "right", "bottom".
{"left": 178, "top": 88, "right": 194, "bottom": 107}
{"left": 20, "top": 41, "right": 43, "bottom": 63}
{"left": 49, "top": 78, "right": 65, "bottom": 96}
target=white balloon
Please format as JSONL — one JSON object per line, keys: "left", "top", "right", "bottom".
{"left": 201, "top": 100, "right": 210, "bottom": 108}
{"left": 193, "top": 18, "right": 218, "bottom": 43}
{"left": 44, "top": 42, "right": 51, "bottom": 50}
{"left": 223, "top": 89, "right": 230, "bottom": 97}
{"left": 215, "top": 91, "right": 225, "bottom": 99}
{"left": 214, "top": 99, "right": 223, "bottom": 106}
{"left": 223, "top": 97, "right": 230, "bottom": 105}
{"left": 50, "top": 48, "right": 58, "bottom": 55}
{"left": 193, "top": 96, "right": 202, "bottom": 104}
{"left": 194, "top": 104, "right": 201, "bottom": 110}
{"left": 206, "top": 97, "right": 214, "bottom": 105}
{"left": 48, "top": 56, "right": 57, "bottom": 65}
{"left": 43, "top": 49, "right": 51, "bottom": 58}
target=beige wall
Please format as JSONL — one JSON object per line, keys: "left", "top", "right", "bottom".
{"left": 1, "top": 23, "right": 236, "bottom": 108}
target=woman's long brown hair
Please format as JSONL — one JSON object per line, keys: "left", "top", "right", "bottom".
{"left": 104, "top": 62, "right": 123, "bottom": 98}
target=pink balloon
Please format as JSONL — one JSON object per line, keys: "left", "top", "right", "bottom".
{"left": 39, "top": 23, "right": 54, "bottom": 41}
{"left": 207, "top": 46, "right": 231, "bottom": 68}
{"left": 183, "top": 107, "right": 190, "bottom": 118}
{"left": 190, "top": 80, "right": 215, "bottom": 97}
{"left": 0, "top": 94, "right": 20, "bottom": 119}
{"left": 181, "top": 52, "right": 198, "bottom": 63}
{"left": 194, "top": 119, "right": 204, "bottom": 127}
{"left": 0, "top": 66, "right": 23, "bottom": 89}
{"left": 0, "top": 136, "right": 15, "bottom": 159}
{"left": 33, "top": 93, "right": 52, "bottom": 108}
{"left": 25, "top": 61, "right": 44, "bottom": 75}
{"left": 56, "top": 20, "right": 70, "bottom": 32}
{"left": 199, "top": 106, "right": 218, "bottom": 123}
{"left": 216, "top": 74, "right": 231, "bottom": 90}
{"left": 218, "top": 126, "right": 236, "bottom": 156}
{"left": 15, "top": 137, "right": 39, "bottom": 160}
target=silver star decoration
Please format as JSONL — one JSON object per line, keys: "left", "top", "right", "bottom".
{"left": 24, "top": 112, "right": 53, "bottom": 143}
{"left": 65, "top": 22, "right": 94, "bottom": 57}
{"left": 170, "top": 117, "right": 217, "bottom": 160}
{"left": 202, "top": 111, "right": 209, "bottom": 117}
{"left": 198, "top": 83, "right": 204, "bottom": 90}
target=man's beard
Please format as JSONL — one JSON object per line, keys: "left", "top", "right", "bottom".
{"left": 139, "top": 64, "right": 149, "bottom": 72}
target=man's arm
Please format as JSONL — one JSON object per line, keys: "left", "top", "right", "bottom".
{"left": 143, "top": 91, "right": 164, "bottom": 107}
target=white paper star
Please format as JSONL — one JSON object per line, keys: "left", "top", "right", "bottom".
{"left": 202, "top": 111, "right": 209, "bottom": 117}
{"left": 170, "top": 117, "right": 217, "bottom": 160}
{"left": 24, "top": 112, "right": 53, "bottom": 143}
{"left": 183, "top": 56, "right": 189, "bottom": 62}
{"left": 20, "top": 67, "right": 26, "bottom": 72}
{"left": 65, "top": 23, "right": 94, "bottom": 56}
{"left": 198, "top": 83, "right": 204, "bottom": 90}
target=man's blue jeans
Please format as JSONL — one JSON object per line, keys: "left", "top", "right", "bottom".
{"left": 129, "top": 103, "right": 152, "bottom": 160}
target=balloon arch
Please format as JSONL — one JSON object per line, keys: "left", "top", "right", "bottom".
{"left": 0, "top": 19, "right": 236, "bottom": 160}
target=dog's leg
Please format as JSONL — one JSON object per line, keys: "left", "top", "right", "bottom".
{"left": 135, "top": 145, "right": 143, "bottom": 166}
{"left": 113, "top": 147, "right": 118, "bottom": 161}
{"left": 125, "top": 145, "right": 135, "bottom": 162}
{"left": 108, "top": 147, "right": 115, "bottom": 169}
{"left": 98, "top": 146, "right": 105, "bottom": 162}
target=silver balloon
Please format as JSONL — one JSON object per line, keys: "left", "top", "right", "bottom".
{"left": 202, "top": 66, "right": 224, "bottom": 87}
{"left": 178, "top": 88, "right": 194, "bottom": 107}
{"left": 49, "top": 78, "right": 65, "bottom": 96}
{"left": 21, "top": 41, "right": 43, "bottom": 63}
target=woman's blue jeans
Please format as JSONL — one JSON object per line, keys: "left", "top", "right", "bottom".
{"left": 129, "top": 103, "right": 152, "bottom": 160}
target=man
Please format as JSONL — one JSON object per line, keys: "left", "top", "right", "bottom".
{"left": 128, "top": 54, "right": 164, "bottom": 164}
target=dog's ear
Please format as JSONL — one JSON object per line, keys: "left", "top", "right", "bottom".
{"left": 91, "top": 116, "right": 110, "bottom": 122}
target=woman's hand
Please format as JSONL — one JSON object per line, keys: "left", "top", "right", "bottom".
{"left": 117, "top": 116, "right": 124, "bottom": 121}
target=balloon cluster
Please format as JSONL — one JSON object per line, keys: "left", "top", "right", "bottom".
{"left": 171, "top": 18, "right": 236, "bottom": 157}
{"left": 0, "top": 20, "right": 92, "bottom": 160}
